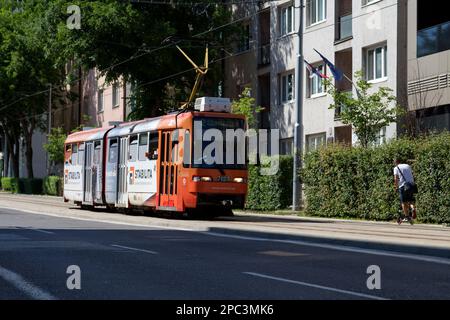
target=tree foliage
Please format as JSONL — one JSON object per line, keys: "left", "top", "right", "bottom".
{"left": 231, "top": 88, "right": 263, "bottom": 129}
{"left": 0, "top": 0, "right": 236, "bottom": 177}
{"left": 43, "top": 128, "right": 67, "bottom": 164}
{"left": 324, "top": 71, "right": 403, "bottom": 148}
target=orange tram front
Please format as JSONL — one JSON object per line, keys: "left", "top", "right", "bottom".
{"left": 63, "top": 97, "right": 248, "bottom": 216}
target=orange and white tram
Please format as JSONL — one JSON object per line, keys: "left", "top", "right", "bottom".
{"left": 63, "top": 97, "right": 248, "bottom": 215}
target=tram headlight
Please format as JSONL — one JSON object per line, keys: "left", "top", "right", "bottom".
{"left": 233, "top": 177, "right": 246, "bottom": 183}
{"left": 193, "top": 176, "right": 213, "bottom": 182}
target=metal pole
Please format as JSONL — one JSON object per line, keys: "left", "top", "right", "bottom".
{"left": 47, "top": 84, "right": 52, "bottom": 175}
{"left": 292, "top": 0, "right": 304, "bottom": 211}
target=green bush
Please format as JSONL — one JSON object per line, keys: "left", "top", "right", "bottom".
{"left": 1, "top": 177, "right": 20, "bottom": 193}
{"left": 19, "top": 179, "right": 43, "bottom": 195}
{"left": 43, "top": 176, "right": 62, "bottom": 196}
{"left": 246, "top": 155, "right": 293, "bottom": 211}
{"left": 302, "top": 132, "right": 450, "bottom": 224}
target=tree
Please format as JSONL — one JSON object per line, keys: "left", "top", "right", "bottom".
{"left": 44, "top": 128, "right": 67, "bottom": 165}
{"left": 48, "top": 0, "right": 235, "bottom": 118}
{"left": 0, "top": 1, "right": 64, "bottom": 178}
{"left": 231, "top": 88, "right": 263, "bottom": 129}
{"left": 324, "top": 71, "right": 403, "bottom": 148}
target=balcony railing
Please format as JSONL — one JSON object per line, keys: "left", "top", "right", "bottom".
{"left": 337, "top": 14, "right": 352, "bottom": 41}
{"left": 258, "top": 43, "right": 271, "bottom": 66}
{"left": 417, "top": 21, "right": 450, "bottom": 57}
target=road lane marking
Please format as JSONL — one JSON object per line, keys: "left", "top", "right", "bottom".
{"left": 244, "top": 272, "right": 388, "bottom": 300}
{"left": 111, "top": 244, "right": 158, "bottom": 255}
{"left": 205, "top": 232, "right": 450, "bottom": 266}
{"left": 28, "top": 228, "right": 54, "bottom": 235}
{"left": 0, "top": 206, "right": 196, "bottom": 232}
{"left": 2, "top": 205, "right": 450, "bottom": 266}
{"left": 0, "top": 266, "right": 57, "bottom": 300}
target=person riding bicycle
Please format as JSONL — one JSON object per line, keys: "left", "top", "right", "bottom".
{"left": 394, "top": 158, "right": 417, "bottom": 224}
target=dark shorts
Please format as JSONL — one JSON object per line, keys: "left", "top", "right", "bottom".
{"left": 399, "top": 186, "right": 415, "bottom": 203}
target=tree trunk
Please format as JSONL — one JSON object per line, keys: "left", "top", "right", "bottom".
{"left": 3, "top": 126, "right": 20, "bottom": 178}
{"left": 22, "top": 121, "right": 35, "bottom": 179}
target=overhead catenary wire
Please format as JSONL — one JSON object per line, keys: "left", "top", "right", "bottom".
{"left": 8, "top": 38, "right": 268, "bottom": 125}
{"left": 1, "top": 1, "right": 397, "bottom": 120}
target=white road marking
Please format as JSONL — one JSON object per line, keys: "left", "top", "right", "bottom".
{"left": 0, "top": 266, "right": 57, "bottom": 300}
{"left": 205, "top": 232, "right": 450, "bottom": 266}
{"left": 244, "top": 272, "right": 388, "bottom": 300}
{"left": 0, "top": 206, "right": 197, "bottom": 232}
{"left": 111, "top": 244, "right": 158, "bottom": 255}
{"left": 28, "top": 228, "right": 54, "bottom": 235}
{"left": 2, "top": 205, "right": 450, "bottom": 266}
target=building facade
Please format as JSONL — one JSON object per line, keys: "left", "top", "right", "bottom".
{"left": 224, "top": 0, "right": 412, "bottom": 154}
{"left": 406, "top": 0, "right": 450, "bottom": 133}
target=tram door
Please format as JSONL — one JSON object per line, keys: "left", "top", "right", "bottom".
{"left": 117, "top": 136, "right": 129, "bottom": 207}
{"left": 158, "top": 130, "right": 179, "bottom": 210}
{"left": 83, "top": 142, "right": 94, "bottom": 204}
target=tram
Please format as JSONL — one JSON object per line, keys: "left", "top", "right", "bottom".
{"left": 63, "top": 97, "right": 248, "bottom": 215}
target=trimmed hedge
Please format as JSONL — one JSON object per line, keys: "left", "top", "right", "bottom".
{"left": 1, "top": 177, "right": 62, "bottom": 196}
{"left": 246, "top": 156, "right": 293, "bottom": 211}
{"left": 1, "top": 178, "right": 20, "bottom": 193}
{"left": 43, "top": 176, "right": 63, "bottom": 196}
{"left": 302, "top": 132, "right": 450, "bottom": 224}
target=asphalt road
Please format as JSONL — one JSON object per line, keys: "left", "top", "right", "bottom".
{"left": 0, "top": 206, "right": 449, "bottom": 300}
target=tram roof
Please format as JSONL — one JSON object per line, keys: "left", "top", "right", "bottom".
{"left": 65, "top": 126, "right": 113, "bottom": 144}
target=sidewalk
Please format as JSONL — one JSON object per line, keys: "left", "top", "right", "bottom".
{"left": 0, "top": 193, "right": 449, "bottom": 259}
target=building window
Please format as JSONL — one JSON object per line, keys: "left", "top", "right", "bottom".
{"left": 97, "top": 89, "right": 104, "bottom": 112}
{"left": 306, "top": 133, "right": 326, "bottom": 152}
{"left": 374, "top": 127, "right": 387, "bottom": 146}
{"left": 308, "top": 0, "right": 326, "bottom": 26}
{"left": 309, "top": 64, "right": 326, "bottom": 97}
{"left": 280, "top": 5, "right": 294, "bottom": 36}
{"left": 280, "top": 138, "right": 294, "bottom": 155}
{"left": 112, "top": 82, "right": 120, "bottom": 108}
{"left": 366, "top": 45, "right": 387, "bottom": 81}
{"left": 280, "top": 72, "right": 294, "bottom": 104}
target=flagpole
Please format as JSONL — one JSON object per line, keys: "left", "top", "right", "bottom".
{"left": 292, "top": 0, "right": 304, "bottom": 212}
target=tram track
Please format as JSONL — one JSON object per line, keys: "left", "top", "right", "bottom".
{"left": 1, "top": 193, "right": 449, "bottom": 244}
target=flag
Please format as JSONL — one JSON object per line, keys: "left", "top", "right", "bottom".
{"left": 314, "top": 49, "right": 344, "bottom": 81}
{"left": 304, "top": 60, "right": 328, "bottom": 79}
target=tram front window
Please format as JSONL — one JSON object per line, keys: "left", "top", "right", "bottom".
{"left": 192, "top": 117, "right": 246, "bottom": 169}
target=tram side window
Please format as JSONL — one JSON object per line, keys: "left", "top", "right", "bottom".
{"left": 94, "top": 141, "right": 101, "bottom": 165}
{"left": 65, "top": 144, "right": 72, "bottom": 163}
{"left": 149, "top": 132, "right": 159, "bottom": 160}
{"left": 109, "top": 139, "right": 118, "bottom": 163}
{"left": 71, "top": 144, "right": 78, "bottom": 165}
{"left": 129, "top": 135, "right": 138, "bottom": 162}
{"left": 138, "top": 133, "right": 148, "bottom": 161}
{"left": 183, "top": 130, "right": 191, "bottom": 166}
{"left": 78, "top": 144, "right": 85, "bottom": 166}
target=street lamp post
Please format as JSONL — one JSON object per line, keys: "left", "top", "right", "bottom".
{"left": 292, "top": 0, "right": 304, "bottom": 212}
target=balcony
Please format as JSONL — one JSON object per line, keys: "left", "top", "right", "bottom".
{"left": 337, "top": 14, "right": 352, "bottom": 42}
{"left": 417, "top": 21, "right": 450, "bottom": 57}
{"left": 258, "top": 43, "right": 271, "bottom": 66}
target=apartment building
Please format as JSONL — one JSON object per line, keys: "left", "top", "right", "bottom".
{"left": 406, "top": 0, "right": 450, "bottom": 132}
{"left": 224, "top": 0, "right": 408, "bottom": 154}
